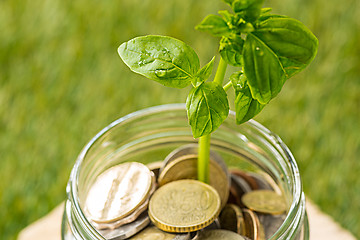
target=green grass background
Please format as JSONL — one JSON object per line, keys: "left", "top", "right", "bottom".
{"left": 1, "top": 0, "right": 359, "bottom": 239}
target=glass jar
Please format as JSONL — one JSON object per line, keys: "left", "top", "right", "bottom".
{"left": 61, "top": 104, "right": 309, "bottom": 240}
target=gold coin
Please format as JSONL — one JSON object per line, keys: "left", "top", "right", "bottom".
{"left": 197, "top": 229, "right": 246, "bottom": 240}
{"left": 158, "top": 154, "right": 229, "bottom": 208}
{"left": 242, "top": 209, "right": 265, "bottom": 240}
{"left": 129, "top": 226, "right": 190, "bottom": 240}
{"left": 84, "top": 162, "right": 154, "bottom": 223}
{"left": 219, "top": 204, "right": 246, "bottom": 235}
{"left": 161, "top": 145, "right": 230, "bottom": 181}
{"left": 242, "top": 190, "right": 287, "bottom": 215}
{"left": 148, "top": 179, "right": 221, "bottom": 233}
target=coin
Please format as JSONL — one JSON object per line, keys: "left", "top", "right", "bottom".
{"left": 98, "top": 211, "right": 150, "bottom": 240}
{"left": 197, "top": 229, "right": 246, "bottom": 240}
{"left": 242, "top": 190, "right": 287, "bottom": 215}
{"left": 158, "top": 154, "right": 229, "bottom": 208}
{"left": 246, "top": 173, "right": 273, "bottom": 191}
{"left": 204, "top": 218, "right": 220, "bottom": 230}
{"left": 129, "top": 226, "right": 191, "bottom": 240}
{"left": 230, "top": 169, "right": 259, "bottom": 190}
{"left": 84, "top": 162, "right": 154, "bottom": 223}
{"left": 148, "top": 179, "right": 221, "bottom": 233}
{"left": 161, "top": 144, "right": 198, "bottom": 172}
{"left": 242, "top": 209, "right": 265, "bottom": 240}
{"left": 219, "top": 204, "right": 246, "bottom": 235}
{"left": 228, "top": 173, "right": 253, "bottom": 207}
{"left": 258, "top": 213, "right": 286, "bottom": 239}
{"left": 92, "top": 174, "right": 156, "bottom": 229}
{"left": 147, "top": 161, "right": 164, "bottom": 180}
{"left": 160, "top": 145, "right": 230, "bottom": 185}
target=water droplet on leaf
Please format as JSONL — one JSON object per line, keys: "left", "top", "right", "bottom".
{"left": 155, "top": 69, "right": 167, "bottom": 78}
{"left": 255, "top": 47, "right": 264, "bottom": 56}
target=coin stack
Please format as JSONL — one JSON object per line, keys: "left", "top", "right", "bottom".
{"left": 83, "top": 144, "right": 288, "bottom": 239}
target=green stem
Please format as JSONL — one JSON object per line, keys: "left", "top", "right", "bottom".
{"left": 197, "top": 57, "right": 228, "bottom": 184}
{"left": 198, "top": 134, "right": 211, "bottom": 183}
{"left": 213, "top": 57, "right": 227, "bottom": 86}
{"left": 223, "top": 80, "right": 232, "bottom": 91}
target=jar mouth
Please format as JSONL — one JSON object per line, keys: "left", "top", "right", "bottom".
{"left": 67, "top": 103, "right": 304, "bottom": 239}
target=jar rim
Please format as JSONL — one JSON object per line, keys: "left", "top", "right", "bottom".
{"left": 67, "top": 103, "right": 303, "bottom": 239}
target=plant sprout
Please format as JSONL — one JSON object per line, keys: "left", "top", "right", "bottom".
{"left": 118, "top": 0, "right": 318, "bottom": 183}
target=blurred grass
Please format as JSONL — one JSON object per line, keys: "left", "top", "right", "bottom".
{"left": 0, "top": 0, "right": 359, "bottom": 239}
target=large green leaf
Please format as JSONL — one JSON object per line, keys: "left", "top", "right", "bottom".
{"left": 243, "top": 16, "right": 318, "bottom": 103}
{"left": 186, "top": 82, "right": 229, "bottom": 138}
{"left": 118, "top": 35, "right": 199, "bottom": 88}
{"left": 243, "top": 34, "right": 286, "bottom": 104}
{"left": 253, "top": 15, "right": 319, "bottom": 77}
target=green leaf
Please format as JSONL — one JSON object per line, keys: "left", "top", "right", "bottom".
{"left": 192, "top": 57, "right": 215, "bottom": 87}
{"left": 186, "top": 82, "right": 229, "bottom": 138}
{"left": 218, "top": 10, "right": 233, "bottom": 24}
{"left": 229, "top": 71, "right": 247, "bottom": 92}
{"left": 222, "top": 0, "right": 235, "bottom": 6}
{"left": 260, "top": 8, "right": 272, "bottom": 14}
{"left": 235, "top": 83, "right": 265, "bottom": 124}
{"left": 253, "top": 15, "right": 319, "bottom": 77}
{"left": 231, "top": 73, "right": 265, "bottom": 124}
{"left": 257, "top": 13, "right": 286, "bottom": 22}
{"left": 232, "top": 0, "right": 252, "bottom": 12}
{"left": 196, "top": 15, "right": 232, "bottom": 37}
{"left": 219, "top": 36, "right": 244, "bottom": 67}
{"left": 118, "top": 35, "right": 200, "bottom": 88}
{"left": 243, "top": 34, "right": 286, "bottom": 104}
{"left": 238, "top": 21, "right": 255, "bottom": 33}
{"left": 242, "top": 16, "right": 318, "bottom": 104}
{"left": 233, "top": 0, "right": 264, "bottom": 22}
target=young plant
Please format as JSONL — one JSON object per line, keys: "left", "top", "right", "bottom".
{"left": 118, "top": 0, "right": 318, "bottom": 183}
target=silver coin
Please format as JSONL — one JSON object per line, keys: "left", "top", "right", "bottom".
{"left": 247, "top": 172, "right": 273, "bottom": 191}
{"left": 232, "top": 173, "right": 252, "bottom": 194}
{"left": 204, "top": 218, "right": 221, "bottom": 230}
{"left": 190, "top": 231, "right": 200, "bottom": 240}
{"left": 84, "top": 162, "right": 154, "bottom": 223}
{"left": 98, "top": 211, "right": 150, "bottom": 240}
{"left": 258, "top": 213, "right": 286, "bottom": 239}
{"left": 93, "top": 174, "right": 156, "bottom": 230}
{"left": 197, "top": 229, "right": 245, "bottom": 240}
{"left": 129, "top": 225, "right": 190, "bottom": 240}
{"left": 228, "top": 174, "right": 252, "bottom": 208}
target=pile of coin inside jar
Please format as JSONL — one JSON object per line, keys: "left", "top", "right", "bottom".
{"left": 84, "top": 144, "right": 288, "bottom": 240}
